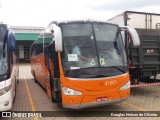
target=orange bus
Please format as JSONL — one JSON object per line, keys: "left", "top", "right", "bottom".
{"left": 30, "top": 20, "right": 140, "bottom": 109}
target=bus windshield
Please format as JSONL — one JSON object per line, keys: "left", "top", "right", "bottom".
{"left": 61, "top": 22, "right": 127, "bottom": 78}
{"left": 0, "top": 29, "right": 7, "bottom": 77}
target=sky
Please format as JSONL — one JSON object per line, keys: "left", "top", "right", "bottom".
{"left": 0, "top": 0, "right": 160, "bottom": 27}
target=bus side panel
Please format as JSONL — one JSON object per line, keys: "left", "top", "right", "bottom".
{"left": 12, "top": 52, "right": 19, "bottom": 93}
{"left": 44, "top": 55, "right": 52, "bottom": 100}
{"left": 32, "top": 55, "right": 47, "bottom": 89}
{"left": 2, "top": 52, "right": 19, "bottom": 111}
{"left": 30, "top": 54, "right": 52, "bottom": 100}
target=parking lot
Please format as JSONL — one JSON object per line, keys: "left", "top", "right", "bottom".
{"left": 1, "top": 63, "right": 160, "bottom": 120}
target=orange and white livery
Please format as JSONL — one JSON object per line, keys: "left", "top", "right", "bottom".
{"left": 30, "top": 20, "right": 140, "bottom": 109}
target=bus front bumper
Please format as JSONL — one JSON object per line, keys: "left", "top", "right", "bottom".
{"left": 62, "top": 97, "right": 128, "bottom": 109}
{"left": 0, "top": 88, "right": 13, "bottom": 111}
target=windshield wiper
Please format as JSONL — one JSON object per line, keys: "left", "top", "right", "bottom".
{"left": 93, "top": 75, "right": 109, "bottom": 78}
{"left": 72, "top": 66, "right": 126, "bottom": 78}
{"left": 110, "top": 66, "right": 126, "bottom": 73}
{"left": 75, "top": 74, "right": 109, "bottom": 78}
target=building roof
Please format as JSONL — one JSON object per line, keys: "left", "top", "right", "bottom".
{"left": 15, "top": 33, "right": 39, "bottom": 41}
{"left": 10, "top": 26, "right": 43, "bottom": 41}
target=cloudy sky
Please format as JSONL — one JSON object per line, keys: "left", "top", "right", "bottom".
{"left": 0, "top": 0, "right": 160, "bottom": 27}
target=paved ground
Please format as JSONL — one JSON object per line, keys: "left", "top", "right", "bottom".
{"left": 1, "top": 63, "right": 160, "bottom": 120}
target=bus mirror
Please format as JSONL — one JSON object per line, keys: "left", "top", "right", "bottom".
{"left": 7, "top": 29, "right": 16, "bottom": 52}
{"left": 51, "top": 24, "right": 63, "bottom": 52}
{"left": 120, "top": 26, "right": 140, "bottom": 47}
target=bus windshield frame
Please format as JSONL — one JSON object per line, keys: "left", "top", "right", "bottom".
{"left": 60, "top": 21, "right": 128, "bottom": 78}
{"left": 0, "top": 29, "right": 8, "bottom": 80}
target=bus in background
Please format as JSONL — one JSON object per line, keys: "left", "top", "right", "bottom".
{"left": 30, "top": 20, "right": 140, "bottom": 109}
{"left": 0, "top": 24, "right": 19, "bottom": 111}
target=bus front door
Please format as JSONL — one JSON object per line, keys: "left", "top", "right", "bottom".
{"left": 44, "top": 44, "right": 61, "bottom": 102}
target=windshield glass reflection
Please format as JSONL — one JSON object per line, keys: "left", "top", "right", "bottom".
{"left": 60, "top": 22, "right": 127, "bottom": 78}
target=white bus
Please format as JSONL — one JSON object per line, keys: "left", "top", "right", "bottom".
{"left": 0, "top": 24, "right": 19, "bottom": 111}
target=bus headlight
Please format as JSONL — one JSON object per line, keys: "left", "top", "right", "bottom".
{"left": 0, "top": 85, "right": 12, "bottom": 96}
{"left": 62, "top": 87, "right": 82, "bottom": 96}
{"left": 120, "top": 81, "right": 130, "bottom": 90}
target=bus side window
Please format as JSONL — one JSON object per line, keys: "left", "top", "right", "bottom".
{"left": 44, "top": 46, "right": 50, "bottom": 69}
{"left": 35, "top": 35, "right": 44, "bottom": 55}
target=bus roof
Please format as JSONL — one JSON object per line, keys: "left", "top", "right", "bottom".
{"left": 0, "top": 24, "right": 8, "bottom": 27}
{"left": 48, "top": 19, "right": 115, "bottom": 26}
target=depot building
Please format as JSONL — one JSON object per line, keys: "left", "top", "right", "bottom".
{"left": 11, "top": 26, "right": 44, "bottom": 60}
